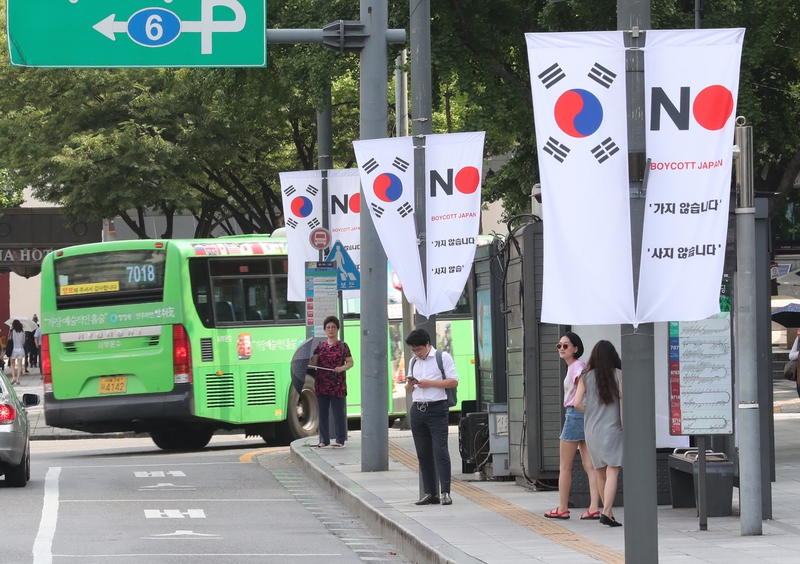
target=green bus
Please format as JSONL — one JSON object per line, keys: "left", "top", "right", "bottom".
{"left": 39, "top": 236, "right": 477, "bottom": 449}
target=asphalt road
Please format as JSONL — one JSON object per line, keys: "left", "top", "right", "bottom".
{"left": 1, "top": 435, "right": 410, "bottom": 564}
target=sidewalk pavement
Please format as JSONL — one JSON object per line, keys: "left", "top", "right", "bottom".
{"left": 291, "top": 379, "right": 800, "bottom": 564}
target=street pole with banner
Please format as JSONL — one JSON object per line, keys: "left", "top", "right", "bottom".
{"left": 618, "top": 1, "right": 658, "bottom": 561}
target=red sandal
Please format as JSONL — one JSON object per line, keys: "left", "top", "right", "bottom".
{"left": 544, "top": 508, "right": 570, "bottom": 519}
{"left": 580, "top": 509, "right": 601, "bottom": 520}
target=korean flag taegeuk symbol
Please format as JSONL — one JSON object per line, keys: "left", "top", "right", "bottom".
{"left": 353, "top": 137, "right": 426, "bottom": 312}
{"left": 537, "top": 60, "right": 622, "bottom": 165}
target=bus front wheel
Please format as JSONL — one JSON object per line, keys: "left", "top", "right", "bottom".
{"left": 150, "top": 426, "right": 213, "bottom": 451}
{"left": 279, "top": 374, "right": 318, "bottom": 442}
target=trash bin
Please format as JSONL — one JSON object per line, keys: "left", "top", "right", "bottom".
{"left": 668, "top": 448, "right": 733, "bottom": 517}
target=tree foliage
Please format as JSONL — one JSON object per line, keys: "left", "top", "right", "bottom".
{"left": 1, "top": 1, "right": 799, "bottom": 239}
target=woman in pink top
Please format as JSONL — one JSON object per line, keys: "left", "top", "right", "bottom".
{"left": 544, "top": 331, "right": 600, "bottom": 520}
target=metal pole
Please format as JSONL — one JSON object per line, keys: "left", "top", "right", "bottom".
{"left": 395, "top": 49, "right": 414, "bottom": 432}
{"left": 618, "top": 1, "right": 658, "bottom": 561}
{"left": 410, "top": 0, "right": 435, "bottom": 498}
{"left": 410, "top": 0, "right": 434, "bottom": 340}
{"left": 698, "top": 436, "right": 708, "bottom": 530}
{"left": 359, "top": 0, "right": 390, "bottom": 472}
{"left": 735, "top": 119, "right": 762, "bottom": 535}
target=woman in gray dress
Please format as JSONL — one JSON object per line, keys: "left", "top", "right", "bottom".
{"left": 575, "top": 340, "right": 623, "bottom": 527}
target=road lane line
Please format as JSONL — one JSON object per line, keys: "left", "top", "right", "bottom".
{"left": 33, "top": 466, "right": 61, "bottom": 564}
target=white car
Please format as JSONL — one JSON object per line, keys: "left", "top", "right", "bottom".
{"left": 0, "top": 370, "right": 40, "bottom": 487}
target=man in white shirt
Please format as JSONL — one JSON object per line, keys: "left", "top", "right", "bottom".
{"left": 404, "top": 328, "right": 459, "bottom": 506}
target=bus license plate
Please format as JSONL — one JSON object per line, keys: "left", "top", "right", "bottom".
{"left": 99, "top": 376, "right": 127, "bottom": 394}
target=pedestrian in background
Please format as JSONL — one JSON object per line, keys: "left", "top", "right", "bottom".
{"left": 575, "top": 340, "right": 623, "bottom": 527}
{"left": 545, "top": 332, "right": 600, "bottom": 520}
{"left": 405, "top": 328, "right": 459, "bottom": 506}
{"left": 7, "top": 319, "right": 26, "bottom": 385}
{"left": 309, "top": 316, "right": 353, "bottom": 448}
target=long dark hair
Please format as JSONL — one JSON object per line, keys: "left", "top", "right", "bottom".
{"left": 12, "top": 319, "right": 22, "bottom": 333}
{"left": 583, "top": 340, "right": 621, "bottom": 405}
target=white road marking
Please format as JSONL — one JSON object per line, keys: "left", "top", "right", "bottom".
{"left": 145, "top": 530, "right": 221, "bottom": 539}
{"left": 135, "top": 470, "right": 187, "bottom": 477}
{"left": 138, "top": 483, "right": 197, "bottom": 491}
{"left": 33, "top": 467, "right": 61, "bottom": 564}
{"left": 144, "top": 509, "right": 206, "bottom": 518}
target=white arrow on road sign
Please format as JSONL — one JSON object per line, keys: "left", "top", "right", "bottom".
{"left": 93, "top": 0, "right": 246, "bottom": 54}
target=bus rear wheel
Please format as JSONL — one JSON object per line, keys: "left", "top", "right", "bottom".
{"left": 279, "top": 374, "right": 318, "bottom": 442}
{"left": 150, "top": 427, "right": 213, "bottom": 451}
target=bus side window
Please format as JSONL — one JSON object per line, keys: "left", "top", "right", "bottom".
{"left": 215, "top": 301, "right": 236, "bottom": 322}
{"left": 274, "top": 277, "right": 304, "bottom": 321}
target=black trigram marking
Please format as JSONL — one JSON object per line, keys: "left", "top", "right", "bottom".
{"left": 543, "top": 137, "right": 570, "bottom": 163}
{"left": 588, "top": 63, "right": 616, "bottom": 89}
{"left": 538, "top": 63, "right": 566, "bottom": 89}
{"left": 283, "top": 185, "right": 296, "bottom": 197}
{"left": 286, "top": 218, "right": 298, "bottom": 229}
{"left": 306, "top": 184, "right": 319, "bottom": 196}
{"left": 392, "top": 157, "right": 410, "bottom": 172}
{"left": 308, "top": 218, "right": 320, "bottom": 229}
{"left": 397, "top": 202, "right": 413, "bottom": 218}
{"left": 371, "top": 203, "right": 385, "bottom": 218}
{"left": 591, "top": 137, "right": 620, "bottom": 164}
{"left": 363, "top": 158, "right": 379, "bottom": 174}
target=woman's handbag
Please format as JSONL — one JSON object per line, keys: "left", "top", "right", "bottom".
{"left": 784, "top": 359, "right": 797, "bottom": 382}
{"left": 5, "top": 337, "right": 13, "bottom": 357}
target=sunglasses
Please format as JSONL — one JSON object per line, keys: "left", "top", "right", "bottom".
{"left": 556, "top": 343, "right": 572, "bottom": 350}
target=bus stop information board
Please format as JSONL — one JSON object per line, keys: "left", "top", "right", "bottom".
{"left": 669, "top": 315, "right": 734, "bottom": 435}
{"left": 305, "top": 262, "right": 337, "bottom": 339}
{"left": 6, "top": 0, "right": 267, "bottom": 68}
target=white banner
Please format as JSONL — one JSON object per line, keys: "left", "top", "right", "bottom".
{"left": 425, "top": 132, "right": 485, "bottom": 314}
{"left": 280, "top": 170, "right": 323, "bottom": 302}
{"left": 526, "top": 32, "right": 635, "bottom": 325}
{"left": 327, "top": 169, "right": 361, "bottom": 299}
{"left": 280, "top": 169, "right": 361, "bottom": 302}
{"left": 353, "top": 133, "right": 485, "bottom": 317}
{"left": 353, "top": 137, "right": 426, "bottom": 311}
{"left": 636, "top": 29, "right": 745, "bottom": 324}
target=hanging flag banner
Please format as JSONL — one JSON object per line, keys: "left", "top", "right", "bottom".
{"left": 526, "top": 31, "right": 635, "bottom": 325}
{"left": 327, "top": 169, "right": 362, "bottom": 299}
{"left": 354, "top": 133, "right": 485, "bottom": 317}
{"left": 636, "top": 28, "right": 745, "bottom": 324}
{"left": 280, "top": 171, "right": 323, "bottom": 302}
{"left": 425, "top": 132, "right": 485, "bottom": 315}
{"left": 353, "top": 137, "right": 425, "bottom": 311}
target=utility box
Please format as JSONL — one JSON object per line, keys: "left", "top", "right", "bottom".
{"left": 486, "top": 403, "right": 510, "bottom": 478}
{"left": 459, "top": 412, "right": 489, "bottom": 473}
{"left": 504, "top": 220, "right": 563, "bottom": 484}
{"left": 668, "top": 449, "right": 733, "bottom": 517}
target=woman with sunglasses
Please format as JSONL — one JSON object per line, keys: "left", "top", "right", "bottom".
{"left": 545, "top": 332, "right": 600, "bottom": 520}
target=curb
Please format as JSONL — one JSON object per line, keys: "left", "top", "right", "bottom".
{"left": 289, "top": 440, "right": 483, "bottom": 564}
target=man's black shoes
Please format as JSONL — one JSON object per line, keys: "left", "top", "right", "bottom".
{"left": 415, "top": 494, "right": 440, "bottom": 505}
{"left": 441, "top": 492, "right": 452, "bottom": 505}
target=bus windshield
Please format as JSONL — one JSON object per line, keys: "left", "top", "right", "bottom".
{"left": 54, "top": 249, "right": 166, "bottom": 310}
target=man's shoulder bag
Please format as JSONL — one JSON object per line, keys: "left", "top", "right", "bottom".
{"left": 409, "top": 350, "right": 458, "bottom": 408}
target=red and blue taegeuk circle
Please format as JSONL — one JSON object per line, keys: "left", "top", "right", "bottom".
{"left": 554, "top": 89, "right": 603, "bottom": 138}
{"left": 373, "top": 173, "right": 403, "bottom": 202}
{"left": 290, "top": 196, "right": 313, "bottom": 218}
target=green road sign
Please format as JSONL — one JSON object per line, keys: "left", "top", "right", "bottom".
{"left": 7, "top": 0, "right": 267, "bottom": 68}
